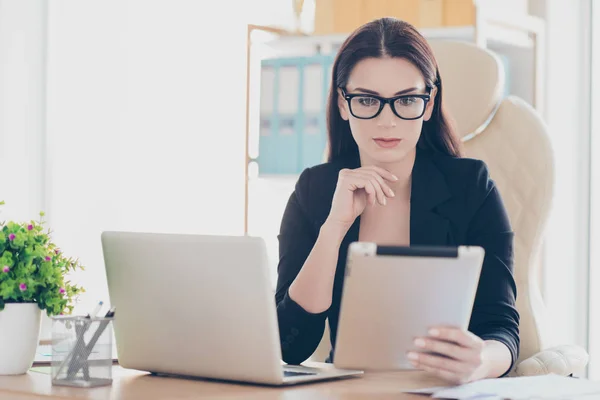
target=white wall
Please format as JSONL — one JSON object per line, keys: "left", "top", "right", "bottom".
{"left": 542, "top": 0, "right": 591, "bottom": 355}
{"left": 44, "top": 0, "right": 265, "bottom": 313}
{"left": 588, "top": 0, "right": 600, "bottom": 380}
{"left": 0, "top": 0, "right": 46, "bottom": 222}
{"left": 40, "top": 0, "right": 299, "bottom": 337}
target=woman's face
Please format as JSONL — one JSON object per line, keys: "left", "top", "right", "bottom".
{"left": 337, "top": 57, "right": 437, "bottom": 164}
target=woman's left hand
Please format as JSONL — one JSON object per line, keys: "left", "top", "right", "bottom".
{"left": 407, "top": 327, "right": 489, "bottom": 384}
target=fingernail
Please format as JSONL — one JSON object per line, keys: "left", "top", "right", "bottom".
{"left": 414, "top": 338, "right": 426, "bottom": 348}
{"left": 383, "top": 198, "right": 387, "bottom": 205}
{"left": 429, "top": 329, "right": 440, "bottom": 337}
{"left": 392, "top": 175, "right": 399, "bottom": 181}
{"left": 407, "top": 352, "right": 418, "bottom": 360}
{"left": 389, "top": 189, "right": 395, "bottom": 197}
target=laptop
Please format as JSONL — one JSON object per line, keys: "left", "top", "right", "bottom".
{"left": 334, "top": 242, "right": 485, "bottom": 371}
{"left": 101, "top": 231, "right": 362, "bottom": 385}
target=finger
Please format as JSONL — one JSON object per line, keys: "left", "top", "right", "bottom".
{"left": 413, "top": 337, "right": 477, "bottom": 362}
{"left": 370, "top": 178, "right": 387, "bottom": 205}
{"left": 410, "top": 359, "right": 466, "bottom": 385}
{"left": 363, "top": 179, "right": 379, "bottom": 206}
{"left": 362, "top": 166, "right": 399, "bottom": 182}
{"left": 357, "top": 170, "right": 395, "bottom": 198}
{"left": 348, "top": 176, "right": 376, "bottom": 206}
{"left": 407, "top": 351, "right": 470, "bottom": 375}
{"left": 366, "top": 178, "right": 387, "bottom": 206}
{"left": 353, "top": 173, "right": 387, "bottom": 205}
{"left": 429, "top": 327, "right": 484, "bottom": 351}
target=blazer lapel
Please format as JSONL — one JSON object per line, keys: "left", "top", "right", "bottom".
{"left": 410, "top": 149, "right": 453, "bottom": 246}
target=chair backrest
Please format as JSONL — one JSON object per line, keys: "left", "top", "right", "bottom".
{"left": 429, "top": 39, "right": 553, "bottom": 363}
{"left": 312, "top": 40, "right": 554, "bottom": 366}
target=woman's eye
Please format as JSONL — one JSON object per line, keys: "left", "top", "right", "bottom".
{"left": 357, "top": 97, "right": 379, "bottom": 107}
{"left": 398, "top": 97, "right": 418, "bottom": 106}
{"left": 398, "top": 97, "right": 419, "bottom": 107}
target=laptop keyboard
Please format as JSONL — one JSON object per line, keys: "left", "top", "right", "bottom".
{"left": 283, "top": 370, "right": 317, "bottom": 377}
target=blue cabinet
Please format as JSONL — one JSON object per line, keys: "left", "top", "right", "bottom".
{"left": 257, "top": 55, "right": 334, "bottom": 175}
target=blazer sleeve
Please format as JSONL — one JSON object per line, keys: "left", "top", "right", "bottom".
{"left": 466, "top": 162, "right": 520, "bottom": 376}
{"left": 275, "top": 167, "right": 328, "bottom": 364}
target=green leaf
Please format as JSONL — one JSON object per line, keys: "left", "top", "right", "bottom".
{"left": 2, "top": 250, "right": 13, "bottom": 262}
{"left": 0, "top": 279, "right": 15, "bottom": 298}
{"left": 10, "top": 233, "right": 26, "bottom": 248}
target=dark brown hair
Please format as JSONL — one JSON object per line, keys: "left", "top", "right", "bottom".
{"left": 326, "top": 17, "right": 462, "bottom": 162}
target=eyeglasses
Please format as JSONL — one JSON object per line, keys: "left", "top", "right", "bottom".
{"left": 340, "top": 88, "right": 432, "bottom": 120}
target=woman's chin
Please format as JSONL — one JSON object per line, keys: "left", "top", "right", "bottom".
{"left": 368, "top": 147, "right": 411, "bottom": 164}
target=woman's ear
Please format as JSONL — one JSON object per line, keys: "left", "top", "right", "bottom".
{"left": 423, "top": 86, "right": 438, "bottom": 122}
{"left": 337, "top": 88, "right": 350, "bottom": 121}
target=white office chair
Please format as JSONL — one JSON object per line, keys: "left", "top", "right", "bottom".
{"left": 312, "top": 40, "right": 589, "bottom": 377}
{"left": 427, "top": 39, "right": 589, "bottom": 376}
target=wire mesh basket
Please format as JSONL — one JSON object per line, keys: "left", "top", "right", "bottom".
{"left": 51, "top": 316, "right": 113, "bottom": 387}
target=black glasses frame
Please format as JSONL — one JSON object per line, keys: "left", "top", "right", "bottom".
{"left": 340, "top": 88, "right": 432, "bottom": 120}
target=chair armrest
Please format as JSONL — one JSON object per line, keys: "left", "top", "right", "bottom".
{"left": 515, "top": 345, "right": 589, "bottom": 377}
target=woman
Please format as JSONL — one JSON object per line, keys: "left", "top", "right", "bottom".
{"left": 275, "top": 17, "right": 519, "bottom": 384}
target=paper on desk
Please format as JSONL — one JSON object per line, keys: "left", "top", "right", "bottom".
{"left": 404, "top": 386, "right": 450, "bottom": 395}
{"left": 405, "top": 385, "right": 501, "bottom": 399}
{"left": 404, "top": 374, "right": 600, "bottom": 399}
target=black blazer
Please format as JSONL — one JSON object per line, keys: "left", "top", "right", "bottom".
{"left": 275, "top": 148, "right": 520, "bottom": 373}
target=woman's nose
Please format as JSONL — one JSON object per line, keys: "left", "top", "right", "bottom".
{"left": 377, "top": 103, "right": 397, "bottom": 127}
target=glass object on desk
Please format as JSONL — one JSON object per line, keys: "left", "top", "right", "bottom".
{"left": 51, "top": 316, "right": 114, "bottom": 387}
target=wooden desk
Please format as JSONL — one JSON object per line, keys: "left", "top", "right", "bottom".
{"left": 0, "top": 363, "right": 447, "bottom": 399}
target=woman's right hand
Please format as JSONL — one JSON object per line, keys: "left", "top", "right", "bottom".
{"left": 324, "top": 166, "right": 398, "bottom": 232}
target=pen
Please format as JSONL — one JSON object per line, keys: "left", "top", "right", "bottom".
{"left": 67, "top": 307, "right": 117, "bottom": 379}
{"left": 81, "top": 302, "right": 107, "bottom": 380}
{"left": 86, "top": 301, "right": 104, "bottom": 319}
{"left": 82, "top": 301, "right": 104, "bottom": 379}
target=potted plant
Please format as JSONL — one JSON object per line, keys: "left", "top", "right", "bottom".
{"left": 0, "top": 201, "right": 84, "bottom": 375}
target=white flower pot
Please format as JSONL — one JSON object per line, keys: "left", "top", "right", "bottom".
{"left": 0, "top": 303, "right": 42, "bottom": 375}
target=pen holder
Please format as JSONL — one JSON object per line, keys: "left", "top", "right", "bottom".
{"left": 51, "top": 316, "right": 113, "bottom": 387}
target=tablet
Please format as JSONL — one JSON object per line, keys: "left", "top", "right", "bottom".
{"left": 333, "top": 243, "right": 485, "bottom": 371}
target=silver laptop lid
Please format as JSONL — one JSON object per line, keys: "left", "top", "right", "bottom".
{"left": 101, "top": 231, "right": 284, "bottom": 384}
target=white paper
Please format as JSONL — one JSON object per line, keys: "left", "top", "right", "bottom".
{"left": 404, "top": 385, "right": 498, "bottom": 399}
{"left": 405, "top": 374, "right": 600, "bottom": 400}
{"left": 403, "top": 386, "right": 450, "bottom": 395}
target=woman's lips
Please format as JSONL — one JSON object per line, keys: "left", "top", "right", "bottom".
{"left": 373, "top": 138, "right": 402, "bottom": 148}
